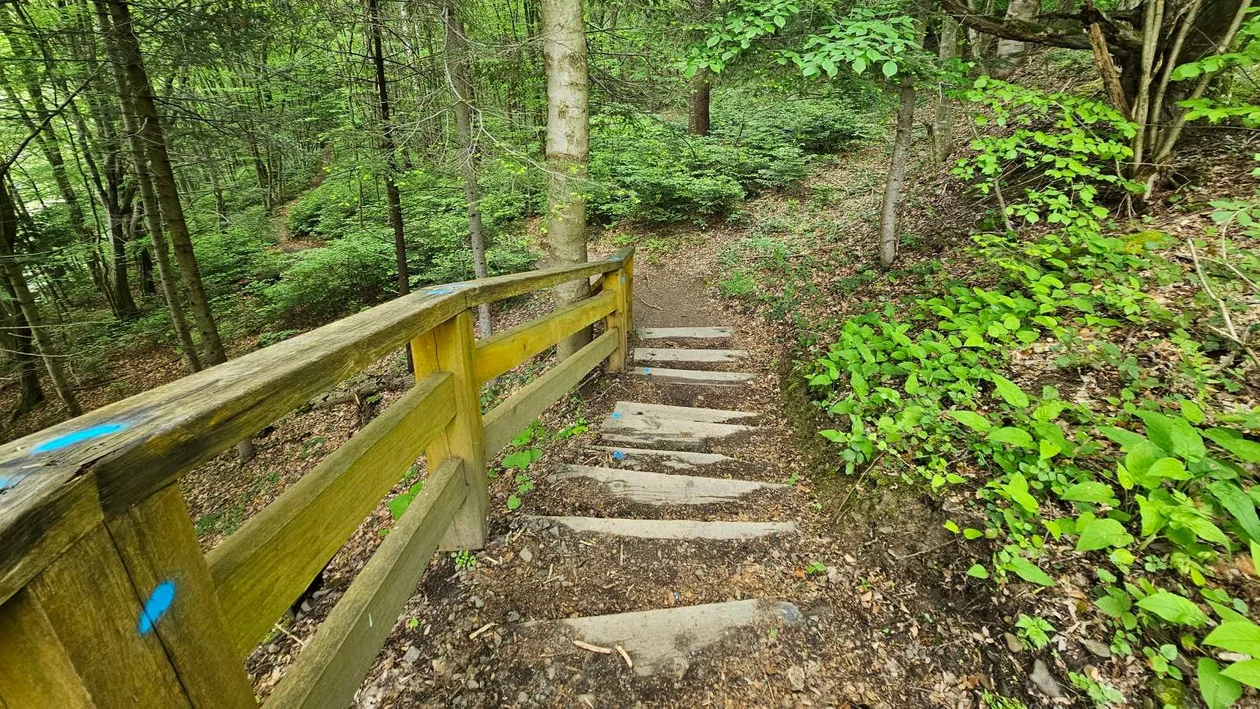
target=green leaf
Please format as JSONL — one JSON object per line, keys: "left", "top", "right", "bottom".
{"left": 1039, "top": 438, "right": 1062, "bottom": 460}
{"left": 1149, "top": 457, "right": 1192, "bottom": 481}
{"left": 850, "top": 372, "right": 869, "bottom": 397}
{"left": 1198, "top": 658, "right": 1242, "bottom": 709}
{"left": 1136, "top": 591, "right": 1209, "bottom": 627}
{"left": 1180, "top": 400, "right": 1206, "bottom": 425}
{"left": 948, "top": 410, "right": 992, "bottom": 432}
{"left": 506, "top": 494, "right": 522, "bottom": 510}
{"left": 1096, "top": 588, "right": 1131, "bottom": 617}
{"left": 1004, "top": 473, "right": 1040, "bottom": 513}
{"left": 1221, "top": 659, "right": 1260, "bottom": 689}
{"left": 989, "top": 427, "right": 1035, "bottom": 449}
{"left": 881, "top": 60, "right": 898, "bottom": 77}
{"left": 966, "top": 564, "right": 989, "bottom": 579}
{"left": 1061, "top": 481, "right": 1116, "bottom": 504}
{"left": 1136, "top": 410, "right": 1207, "bottom": 461}
{"left": 1205, "top": 428, "right": 1260, "bottom": 463}
{"left": 990, "top": 373, "right": 1029, "bottom": 408}
{"left": 1209, "top": 481, "right": 1260, "bottom": 544}
{"left": 1075, "top": 518, "right": 1134, "bottom": 552}
{"left": 963, "top": 528, "right": 984, "bottom": 539}
{"left": 944, "top": 520, "right": 960, "bottom": 533}
{"left": 1205, "top": 620, "right": 1260, "bottom": 656}
{"left": 1006, "top": 556, "right": 1055, "bottom": 586}
{"left": 1099, "top": 425, "right": 1151, "bottom": 451}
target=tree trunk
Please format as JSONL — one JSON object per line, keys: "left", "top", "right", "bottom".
{"left": 102, "top": 0, "right": 227, "bottom": 368}
{"left": 0, "top": 176, "right": 80, "bottom": 417}
{"left": 369, "top": 0, "right": 409, "bottom": 303}
{"left": 138, "top": 241, "right": 156, "bottom": 296}
{"left": 688, "top": 72, "right": 712, "bottom": 136}
{"left": 444, "top": 0, "right": 493, "bottom": 338}
{"left": 932, "top": 17, "right": 959, "bottom": 163}
{"left": 880, "top": 78, "right": 916, "bottom": 269}
{"left": 541, "top": 0, "right": 591, "bottom": 360}
{"left": 992, "top": 0, "right": 1041, "bottom": 78}
{"left": 0, "top": 282, "right": 44, "bottom": 418}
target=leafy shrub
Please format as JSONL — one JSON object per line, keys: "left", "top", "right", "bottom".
{"left": 262, "top": 230, "right": 396, "bottom": 324}
{"left": 286, "top": 176, "right": 362, "bottom": 238}
{"left": 193, "top": 206, "right": 280, "bottom": 294}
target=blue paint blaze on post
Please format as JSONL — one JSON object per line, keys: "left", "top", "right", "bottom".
{"left": 612, "top": 451, "right": 625, "bottom": 461}
{"left": 610, "top": 412, "right": 621, "bottom": 419}
{"left": 426, "top": 287, "right": 455, "bottom": 296}
{"left": 33, "top": 423, "right": 128, "bottom": 454}
{"left": 138, "top": 580, "right": 176, "bottom": 635}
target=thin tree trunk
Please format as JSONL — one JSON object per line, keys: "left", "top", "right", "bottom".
{"left": 992, "top": 0, "right": 1040, "bottom": 78}
{"left": 1087, "top": 21, "right": 1131, "bottom": 116}
{"left": 1, "top": 282, "right": 44, "bottom": 418}
{"left": 1129, "top": 0, "right": 1165, "bottom": 173}
{"left": 444, "top": 0, "right": 493, "bottom": 338}
{"left": 369, "top": 0, "right": 409, "bottom": 303}
{"left": 101, "top": 0, "right": 227, "bottom": 368}
{"left": 542, "top": 0, "right": 591, "bottom": 359}
{"left": 880, "top": 78, "right": 916, "bottom": 269}
{"left": 0, "top": 176, "right": 80, "bottom": 417}
{"left": 932, "top": 17, "right": 959, "bottom": 163}
{"left": 688, "top": 72, "right": 711, "bottom": 136}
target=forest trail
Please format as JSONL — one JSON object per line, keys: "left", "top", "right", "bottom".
{"left": 349, "top": 232, "right": 1006, "bottom": 708}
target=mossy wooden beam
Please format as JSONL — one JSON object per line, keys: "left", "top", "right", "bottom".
{"left": 208, "top": 373, "right": 455, "bottom": 656}
{"left": 483, "top": 329, "right": 619, "bottom": 457}
{"left": 473, "top": 289, "right": 617, "bottom": 384}
{"left": 263, "top": 458, "right": 465, "bottom": 709}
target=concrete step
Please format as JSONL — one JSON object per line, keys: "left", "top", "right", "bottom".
{"left": 613, "top": 401, "right": 756, "bottom": 424}
{"left": 600, "top": 413, "right": 750, "bottom": 452}
{"left": 633, "top": 367, "right": 756, "bottom": 387}
{"left": 637, "top": 327, "right": 733, "bottom": 340}
{"left": 551, "top": 464, "right": 784, "bottom": 505}
{"left": 589, "top": 446, "right": 735, "bottom": 470}
{"left": 527, "top": 516, "right": 797, "bottom": 540}
{"left": 527, "top": 600, "right": 802, "bottom": 676}
{"left": 634, "top": 348, "right": 748, "bottom": 364}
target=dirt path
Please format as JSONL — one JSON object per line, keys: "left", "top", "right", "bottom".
{"left": 333, "top": 231, "right": 1032, "bottom": 708}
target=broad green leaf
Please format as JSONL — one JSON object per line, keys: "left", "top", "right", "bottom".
{"left": 948, "top": 410, "right": 992, "bottom": 432}
{"left": 990, "top": 373, "right": 1029, "bottom": 408}
{"left": 966, "top": 564, "right": 988, "bottom": 579}
{"left": 1004, "top": 473, "right": 1039, "bottom": 513}
{"left": 1180, "top": 400, "right": 1206, "bottom": 424}
{"left": 1205, "top": 428, "right": 1260, "bottom": 463}
{"left": 1136, "top": 590, "right": 1209, "bottom": 627}
{"left": 1198, "top": 658, "right": 1243, "bottom": 709}
{"left": 1136, "top": 410, "right": 1207, "bottom": 461}
{"left": 1006, "top": 556, "right": 1055, "bottom": 586}
{"left": 1099, "top": 425, "right": 1150, "bottom": 450}
{"left": 944, "top": 520, "right": 960, "bottom": 533}
{"left": 963, "top": 528, "right": 984, "bottom": 539}
{"left": 1209, "top": 481, "right": 1260, "bottom": 544}
{"left": 1221, "top": 659, "right": 1260, "bottom": 689}
{"left": 1061, "top": 481, "right": 1116, "bottom": 504}
{"left": 1148, "top": 457, "right": 1191, "bottom": 481}
{"left": 989, "top": 427, "right": 1035, "bottom": 449}
{"left": 1075, "top": 518, "right": 1134, "bottom": 552}
{"left": 882, "top": 60, "right": 898, "bottom": 77}
{"left": 1039, "top": 438, "right": 1062, "bottom": 460}
{"left": 1095, "top": 588, "right": 1131, "bottom": 617}
{"left": 1205, "top": 620, "right": 1260, "bottom": 657}
{"left": 1136, "top": 494, "right": 1168, "bottom": 536}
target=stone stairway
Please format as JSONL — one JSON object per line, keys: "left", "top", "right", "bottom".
{"left": 511, "top": 325, "right": 803, "bottom": 682}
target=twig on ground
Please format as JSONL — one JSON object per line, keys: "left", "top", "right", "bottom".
{"left": 1187, "top": 237, "right": 1260, "bottom": 368}
{"left": 573, "top": 639, "right": 613, "bottom": 654}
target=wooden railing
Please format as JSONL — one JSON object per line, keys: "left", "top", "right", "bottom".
{"left": 0, "top": 246, "right": 634, "bottom": 708}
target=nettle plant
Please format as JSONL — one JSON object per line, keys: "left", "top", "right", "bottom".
{"left": 809, "top": 77, "right": 1260, "bottom": 707}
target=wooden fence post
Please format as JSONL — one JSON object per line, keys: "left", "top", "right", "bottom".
{"left": 411, "top": 309, "right": 487, "bottom": 551}
{"left": 601, "top": 264, "right": 630, "bottom": 372}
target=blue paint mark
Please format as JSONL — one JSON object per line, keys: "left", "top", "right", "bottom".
{"left": 427, "top": 287, "right": 455, "bottom": 295}
{"left": 33, "top": 423, "right": 127, "bottom": 454}
{"left": 0, "top": 477, "right": 10, "bottom": 492}
{"left": 612, "top": 451, "right": 625, "bottom": 461}
{"left": 610, "top": 412, "right": 622, "bottom": 419}
{"left": 643, "top": 367, "right": 653, "bottom": 375}
{"left": 138, "top": 580, "right": 175, "bottom": 635}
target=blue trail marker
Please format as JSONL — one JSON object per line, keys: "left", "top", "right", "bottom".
{"left": 138, "top": 580, "right": 176, "bottom": 635}
{"left": 33, "top": 423, "right": 128, "bottom": 453}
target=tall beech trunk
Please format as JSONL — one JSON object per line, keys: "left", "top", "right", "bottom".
{"left": 932, "top": 17, "right": 959, "bottom": 163}
{"left": 1, "top": 282, "right": 44, "bottom": 418}
{"left": 542, "top": 0, "right": 591, "bottom": 360}
{"left": 992, "top": 0, "right": 1040, "bottom": 78}
{"left": 880, "top": 78, "right": 916, "bottom": 269}
{"left": 369, "top": 0, "right": 410, "bottom": 305}
{"left": 0, "top": 176, "right": 80, "bottom": 417}
{"left": 444, "top": 0, "right": 493, "bottom": 338}
{"left": 688, "top": 0, "right": 713, "bottom": 136}
{"left": 102, "top": 0, "right": 227, "bottom": 368}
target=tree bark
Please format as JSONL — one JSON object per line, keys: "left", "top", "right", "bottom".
{"left": 932, "top": 16, "right": 959, "bottom": 163}
{"left": 0, "top": 280, "right": 44, "bottom": 418}
{"left": 992, "top": 0, "right": 1042, "bottom": 78}
{"left": 444, "top": 0, "right": 493, "bottom": 338}
{"left": 688, "top": 72, "right": 712, "bottom": 136}
{"left": 542, "top": 0, "right": 592, "bottom": 360}
{"left": 0, "top": 176, "right": 80, "bottom": 417}
{"left": 880, "top": 78, "right": 916, "bottom": 269}
{"left": 369, "top": 0, "right": 409, "bottom": 302}
{"left": 102, "top": 0, "right": 227, "bottom": 368}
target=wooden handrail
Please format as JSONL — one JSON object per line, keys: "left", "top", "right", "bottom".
{"left": 0, "top": 246, "right": 634, "bottom": 707}
{"left": 0, "top": 246, "right": 632, "bottom": 604}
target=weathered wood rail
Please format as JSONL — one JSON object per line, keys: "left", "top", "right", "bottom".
{"left": 0, "top": 247, "right": 634, "bottom": 707}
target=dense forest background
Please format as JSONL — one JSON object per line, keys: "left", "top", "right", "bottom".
{"left": 6, "top": 0, "right": 1260, "bottom": 704}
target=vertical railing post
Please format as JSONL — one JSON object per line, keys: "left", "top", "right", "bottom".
{"left": 411, "top": 309, "right": 487, "bottom": 550}
{"left": 601, "top": 252, "right": 633, "bottom": 372}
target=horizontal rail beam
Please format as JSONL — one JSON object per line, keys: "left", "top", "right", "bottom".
{"left": 0, "top": 247, "right": 631, "bottom": 606}
{"left": 473, "top": 290, "right": 617, "bottom": 385}
{"left": 483, "top": 329, "right": 619, "bottom": 458}
{"left": 263, "top": 457, "right": 465, "bottom": 708}
{"left": 208, "top": 373, "right": 456, "bottom": 656}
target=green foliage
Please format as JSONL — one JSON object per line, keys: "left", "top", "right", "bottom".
{"left": 262, "top": 231, "right": 397, "bottom": 324}
{"left": 388, "top": 479, "right": 424, "bottom": 520}
{"left": 1014, "top": 613, "right": 1054, "bottom": 649}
